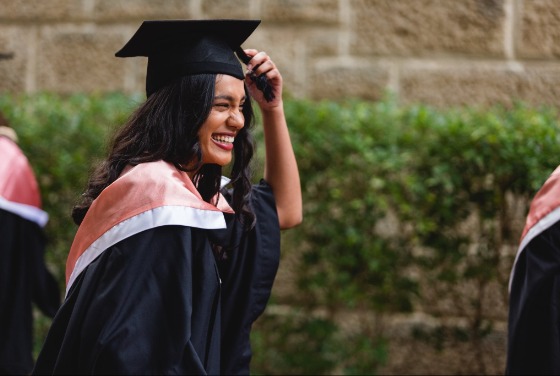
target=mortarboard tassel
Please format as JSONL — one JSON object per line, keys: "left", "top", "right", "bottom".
{"left": 235, "top": 47, "right": 275, "bottom": 102}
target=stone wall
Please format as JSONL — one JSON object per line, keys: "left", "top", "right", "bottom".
{"left": 1, "top": 0, "right": 560, "bottom": 108}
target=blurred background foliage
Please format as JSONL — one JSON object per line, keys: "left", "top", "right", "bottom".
{"left": 1, "top": 93, "right": 560, "bottom": 374}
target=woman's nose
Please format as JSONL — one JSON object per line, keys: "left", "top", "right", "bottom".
{"left": 228, "top": 110, "right": 244, "bottom": 129}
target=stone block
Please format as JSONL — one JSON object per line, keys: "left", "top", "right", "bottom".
{"left": 351, "top": 0, "right": 505, "bottom": 57}
{"left": 36, "top": 26, "right": 129, "bottom": 93}
{"left": 0, "top": 0, "right": 86, "bottom": 21}
{"left": 261, "top": 0, "right": 340, "bottom": 23}
{"left": 244, "top": 26, "right": 340, "bottom": 98}
{"left": 518, "top": 0, "right": 560, "bottom": 58}
{"left": 309, "top": 60, "right": 390, "bottom": 100}
{"left": 379, "top": 316, "right": 507, "bottom": 375}
{"left": 306, "top": 28, "right": 340, "bottom": 57}
{"left": 129, "top": 59, "right": 148, "bottom": 94}
{"left": 413, "top": 273, "right": 509, "bottom": 320}
{"left": 400, "top": 62, "right": 560, "bottom": 108}
{"left": 93, "top": 0, "right": 191, "bottom": 22}
{"left": 0, "top": 26, "right": 33, "bottom": 93}
{"left": 202, "top": 0, "right": 253, "bottom": 19}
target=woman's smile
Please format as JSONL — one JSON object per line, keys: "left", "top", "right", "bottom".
{"left": 211, "top": 133, "right": 235, "bottom": 151}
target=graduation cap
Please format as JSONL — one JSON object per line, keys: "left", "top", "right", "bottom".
{"left": 116, "top": 19, "right": 274, "bottom": 100}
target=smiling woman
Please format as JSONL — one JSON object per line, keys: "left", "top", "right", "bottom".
{"left": 197, "top": 75, "right": 246, "bottom": 167}
{"left": 32, "top": 19, "right": 301, "bottom": 375}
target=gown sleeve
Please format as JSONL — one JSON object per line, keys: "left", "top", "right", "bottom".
{"left": 0, "top": 209, "right": 60, "bottom": 375}
{"left": 507, "top": 221, "right": 560, "bottom": 375}
{"left": 218, "top": 179, "right": 281, "bottom": 375}
{"left": 30, "top": 224, "right": 61, "bottom": 319}
{"left": 33, "top": 225, "right": 219, "bottom": 375}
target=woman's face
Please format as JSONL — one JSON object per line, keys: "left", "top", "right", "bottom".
{"left": 198, "top": 74, "right": 246, "bottom": 166}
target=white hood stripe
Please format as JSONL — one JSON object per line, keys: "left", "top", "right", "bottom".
{"left": 0, "top": 196, "right": 48, "bottom": 227}
{"left": 66, "top": 204, "right": 226, "bottom": 296}
{"left": 508, "top": 206, "right": 560, "bottom": 292}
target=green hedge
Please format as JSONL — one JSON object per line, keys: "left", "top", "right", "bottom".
{"left": 254, "top": 98, "right": 560, "bottom": 374}
{"left": 1, "top": 93, "right": 559, "bottom": 374}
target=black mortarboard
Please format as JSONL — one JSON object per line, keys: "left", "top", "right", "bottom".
{"left": 116, "top": 19, "right": 261, "bottom": 97}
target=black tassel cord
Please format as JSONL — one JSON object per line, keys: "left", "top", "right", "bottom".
{"left": 235, "top": 47, "right": 276, "bottom": 102}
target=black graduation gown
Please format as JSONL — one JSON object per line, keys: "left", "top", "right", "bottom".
{"left": 507, "top": 221, "right": 560, "bottom": 375}
{"left": 32, "top": 180, "right": 280, "bottom": 375}
{"left": 0, "top": 208, "right": 60, "bottom": 375}
{"left": 219, "top": 181, "right": 281, "bottom": 375}
{"left": 507, "top": 166, "right": 560, "bottom": 375}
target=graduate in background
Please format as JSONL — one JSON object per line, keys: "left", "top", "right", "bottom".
{"left": 33, "top": 19, "right": 302, "bottom": 375}
{"left": 0, "top": 93, "right": 61, "bottom": 374}
{"left": 507, "top": 166, "right": 560, "bottom": 374}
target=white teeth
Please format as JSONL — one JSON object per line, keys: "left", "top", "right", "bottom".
{"left": 212, "top": 135, "right": 234, "bottom": 143}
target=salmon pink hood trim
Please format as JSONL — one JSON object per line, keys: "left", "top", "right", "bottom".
{"left": 0, "top": 137, "right": 48, "bottom": 226}
{"left": 65, "top": 160, "right": 234, "bottom": 295}
{"left": 509, "top": 166, "right": 560, "bottom": 292}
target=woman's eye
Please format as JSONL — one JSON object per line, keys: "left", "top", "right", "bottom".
{"left": 214, "top": 103, "right": 229, "bottom": 109}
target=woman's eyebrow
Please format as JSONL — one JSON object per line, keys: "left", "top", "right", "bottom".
{"left": 214, "top": 94, "right": 246, "bottom": 101}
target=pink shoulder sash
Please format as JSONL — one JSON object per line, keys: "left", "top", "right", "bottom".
{"left": 65, "top": 160, "right": 234, "bottom": 295}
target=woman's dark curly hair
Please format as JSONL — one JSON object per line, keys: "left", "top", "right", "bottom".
{"left": 71, "top": 73, "right": 256, "bottom": 228}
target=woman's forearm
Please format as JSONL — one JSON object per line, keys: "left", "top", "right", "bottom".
{"left": 261, "top": 104, "right": 302, "bottom": 229}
